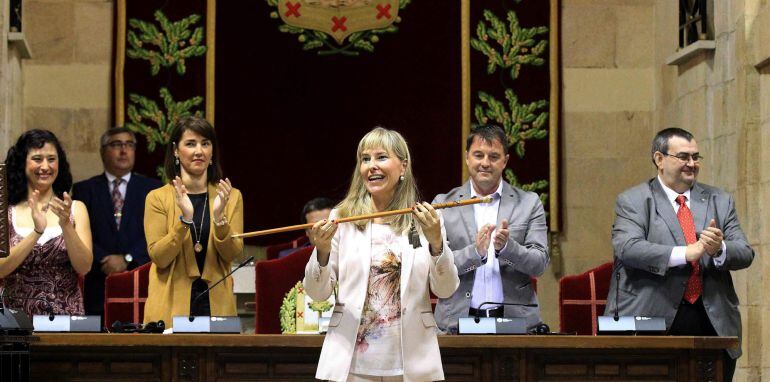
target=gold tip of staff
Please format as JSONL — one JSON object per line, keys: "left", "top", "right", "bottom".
{"left": 231, "top": 196, "right": 493, "bottom": 239}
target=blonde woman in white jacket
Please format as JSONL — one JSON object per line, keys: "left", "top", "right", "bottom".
{"left": 304, "top": 127, "right": 459, "bottom": 382}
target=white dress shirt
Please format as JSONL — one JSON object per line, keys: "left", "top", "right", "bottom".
{"left": 657, "top": 176, "right": 726, "bottom": 267}
{"left": 470, "top": 180, "right": 504, "bottom": 310}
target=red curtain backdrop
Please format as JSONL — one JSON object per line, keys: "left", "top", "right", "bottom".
{"left": 470, "top": 1, "right": 553, "bottom": 199}
{"left": 214, "top": 1, "right": 461, "bottom": 244}
{"left": 115, "top": 1, "right": 557, "bottom": 245}
{"left": 117, "top": 0, "right": 209, "bottom": 179}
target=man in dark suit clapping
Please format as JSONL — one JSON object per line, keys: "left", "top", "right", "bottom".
{"left": 73, "top": 127, "right": 162, "bottom": 321}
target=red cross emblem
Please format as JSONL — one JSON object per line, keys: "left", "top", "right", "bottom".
{"left": 331, "top": 16, "right": 348, "bottom": 32}
{"left": 376, "top": 4, "right": 392, "bottom": 20}
{"left": 285, "top": 1, "right": 301, "bottom": 17}
{"left": 562, "top": 271, "right": 606, "bottom": 335}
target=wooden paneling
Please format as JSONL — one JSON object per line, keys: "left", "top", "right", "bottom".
{"left": 30, "top": 334, "right": 737, "bottom": 382}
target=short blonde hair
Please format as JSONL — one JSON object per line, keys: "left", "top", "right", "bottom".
{"left": 336, "top": 127, "right": 419, "bottom": 234}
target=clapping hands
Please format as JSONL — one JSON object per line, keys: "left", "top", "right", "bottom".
{"left": 172, "top": 176, "right": 194, "bottom": 220}
{"left": 49, "top": 192, "right": 73, "bottom": 227}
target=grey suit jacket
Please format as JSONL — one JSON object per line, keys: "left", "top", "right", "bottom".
{"left": 606, "top": 178, "right": 754, "bottom": 358}
{"left": 433, "top": 180, "right": 549, "bottom": 333}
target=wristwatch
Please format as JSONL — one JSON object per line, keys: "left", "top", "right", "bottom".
{"left": 124, "top": 253, "right": 133, "bottom": 263}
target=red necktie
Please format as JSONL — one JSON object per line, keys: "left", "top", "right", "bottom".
{"left": 676, "top": 195, "right": 701, "bottom": 303}
{"left": 112, "top": 178, "right": 124, "bottom": 229}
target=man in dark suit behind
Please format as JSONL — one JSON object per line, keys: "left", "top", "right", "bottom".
{"left": 606, "top": 127, "right": 754, "bottom": 381}
{"left": 73, "top": 127, "right": 162, "bottom": 322}
{"left": 277, "top": 197, "right": 334, "bottom": 258}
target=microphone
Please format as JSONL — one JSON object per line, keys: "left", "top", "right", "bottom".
{"left": 0, "top": 289, "right": 35, "bottom": 333}
{"left": 598, "top": 266, "right": 665, "bottom": 334}
{"left": 189, "top": 256, "right": 253, "bottom": 322}
{"left": 614, "top": 269, "right": 620, "bottom": 321}
{"left": 473, "top": 301, "right": 538, "bottom": 323}
{"left": 458, "top": 301, "right": 538, "bottom": 334}
{"left": 4, "top": 294, "right": 55, "bottom": 321}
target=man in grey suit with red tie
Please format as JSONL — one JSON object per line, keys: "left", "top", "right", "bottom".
{"left": 433, "top": 125, "right": 549, "bottom": 333}
{"left": 73, "top": 127, "right": 162, "bottom": 321}
{"left": 606, "top": 127, "right": 754, "bottom": 381}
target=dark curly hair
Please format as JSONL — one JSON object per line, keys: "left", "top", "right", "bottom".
{"left": 4, "top": 129, "right": 73, "bottom": 205}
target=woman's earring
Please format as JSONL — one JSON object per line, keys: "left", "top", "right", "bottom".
{"left": 209, "top": 160, "right": 213, "bottom": 166}
{"left": 175, "top": 157, "right": 180, "bottom": 165}
{"left": 399, "top": 175, "right": 405, "bottom": 181}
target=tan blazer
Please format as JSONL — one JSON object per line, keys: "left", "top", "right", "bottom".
{"left": 143, "top": 183, "right": 244, "bottom": 327}
{"left": 304, "top": 210, "right": 459, "bottom": 382}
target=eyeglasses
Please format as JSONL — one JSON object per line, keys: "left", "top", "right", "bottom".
{"left": 663, "top": 152, "right": 702, "bottom": 163}
{"left": 104, "top": 141, "right": 136, "bottom": 150}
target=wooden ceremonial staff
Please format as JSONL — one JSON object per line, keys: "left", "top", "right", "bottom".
{"left": 232, "top": 197, "right": 492, "bottom": 239}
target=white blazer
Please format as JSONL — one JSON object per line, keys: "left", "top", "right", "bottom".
{"left": 304, "top": 209, "right": 460, "bottom": 382}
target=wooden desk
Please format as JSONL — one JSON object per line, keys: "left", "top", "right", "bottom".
{"left": 31, "top": 334, "right": 737, "bottom": 381}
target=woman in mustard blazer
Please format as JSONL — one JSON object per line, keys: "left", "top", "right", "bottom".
{"left": 143, "top": 116, "right": 244, "bottom": 328}
{"left": 304, "top": 127, "right": 459, "bottom": 381}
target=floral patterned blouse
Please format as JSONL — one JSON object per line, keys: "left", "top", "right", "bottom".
{"left": 350, "top": 223, "right": 403, "bottom": 376}
{"left": 1, "top": 206, "right": 84, "bottom": 317}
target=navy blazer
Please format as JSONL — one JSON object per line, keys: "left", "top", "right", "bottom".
{"left": 73, "top": 172, "right": 162, "bottom": 316}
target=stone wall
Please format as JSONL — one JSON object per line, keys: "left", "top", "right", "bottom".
{"left": 743, "top": 1, "right": 770, "bottom": 379}
{"left": 536, "top": 0, "right": 659, "bottom": 330}
{"left": 655, "top": 1, "right": 768, "bottom": 379}
{"left": 21, "top": 0, "right": 113, "bottom": 182}
{"left": 553, "top": 1, "right": 768, "bottom": 380}
{"left": 0, "top": 0, "right": 28, "bottom": 157}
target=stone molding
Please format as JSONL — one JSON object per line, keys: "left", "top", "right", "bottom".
{"left": 8, "top": 32, "right": 32, "bottom": 59}
{"left": 665, "top": 40, "right": 716, "bottom": 66}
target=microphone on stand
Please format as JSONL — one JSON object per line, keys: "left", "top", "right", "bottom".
{"left": 0, "top": 289, "right": 36, "bottom": 332}
{"left": 0, "top": 288, "right": 6, "bottom": 316}
{"left": 473, "top": 301, "right": 538, "bottom": 323}
{"left": 597, "top": 266, "right": 665, "bottom": 334}
{"left": 188, "top": 256, "right": 254, "bottom": 322}
{"left": 614, "top": 270, "right": 620, "bottom": 322}
{"left": 459, "top": 301, "right": 538, "bottom": 334}
{"left": 4, "top": 294, "right": 55, "bottom": 321}
{"left": 1, "top": 293, "right": 55, "bottom": 333}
